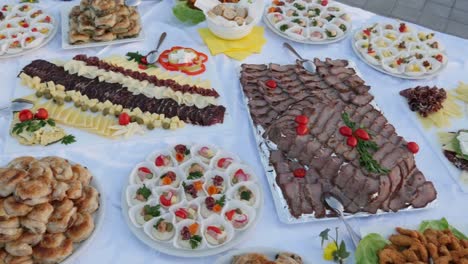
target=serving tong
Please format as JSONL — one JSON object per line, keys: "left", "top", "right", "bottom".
{"left": 323, "top": 194, "right": 361, "bottom": 249}
{"left": 283, "top": 42, "right": 317, "bottom": 73}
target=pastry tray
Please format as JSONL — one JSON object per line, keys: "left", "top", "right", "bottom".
{"left": 60, "top": 4, "right": 145, "bottom": 50}
{"left": 238, "top": 59, "right": 436, "bottom": 224}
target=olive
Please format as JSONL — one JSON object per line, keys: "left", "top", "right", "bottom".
{"left": 35, "top": 91, "right": 43, "bottom": 98}
{"left": 90, "top": 105, "right": 99, "bottom": 113}
{"left": 147, "top": 122, "right": 155, "bottom": 130}
{"left": 143, "top": 215, "right": 152, "bottom": 222}
{"left": 162, "top": 121, "right": 170, "bottom": 130}
{"left": 130, "top": 115, "right": 137, "bottom": 123}
{"left": 80, "top": 104, "right": 89, "bottom": 111}
{"left": 44, "top": 92, "right": 52, "bottom": 100}
{"left": 55, "top": 98, "right": 64, "bottom": 105}
{"left": 114, "top": 109, "right": 122, "bottom": 117}
{"left": 166, "top": 223, "right": 174, "bottom": 232}
{"left": 74, "top": 101, "right": 81, "bottom": 107}
{"left": 102, "top": 108, "right": 110, "bottom": 116}
{"left": 135, "top": 117, "right": 144, "bottom": 125}
{"left": 64, "top": 95, "right": 72, "bottom": 102}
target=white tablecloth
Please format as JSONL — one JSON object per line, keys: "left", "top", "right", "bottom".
{"left": 1, "top": 1, "right": 468, "bottom": 263}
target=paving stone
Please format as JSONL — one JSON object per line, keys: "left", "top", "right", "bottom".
{"left": 418, "top": 12, "right": 449, "bottom": 31}
{"left": 450, "top": 8, "right": 468, "bottom": 25}
{"left": 364, "top": 0, "right": 397, "bottom": 15}
{"left": 396, "top": 0, "right": 426, "bottom": 9}
{"left": 336, "top": 0, "right": 368, "bottom": 7}
{"left": 391, "top": 2, "right": 423, "bottom": 23}
{"left": 454, "top": 0, "right": 468, "bottom": 11}
{"left": 422, "top": 2, "right": 452, "bottom": 17}
{"left": 429, "top": 0, "right": 455, "bottom": 6}
{"left": 446, "top": 20, "right": 468, "bottom": 38}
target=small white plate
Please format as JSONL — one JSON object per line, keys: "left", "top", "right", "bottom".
{"left": 215, "top": 247, "right": 310, "bottom": 264}
{"left": 350, "top": 27, "right": 448, "bottom": 80}
{"left": 60, "top": 4, "right": 145, "bottom": 50}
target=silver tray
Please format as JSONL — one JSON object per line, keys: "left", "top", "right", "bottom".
{"left": 238, "top": 59, "right": 436, "bottom": 224}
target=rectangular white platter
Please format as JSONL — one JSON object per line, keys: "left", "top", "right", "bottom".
{"left": 239, "top": 59, "right": 437, "bottom": 224}
{"left": 60, "top": 3, "right": 146, "bottom": 50}
{"left": 4, "top": 54, "right": 233, "bottom": 154}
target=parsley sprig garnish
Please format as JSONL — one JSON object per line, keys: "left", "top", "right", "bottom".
{"left": 144, "top": 204, "right": 161, "bottom": 217}
{"left": 189, "top": 235, "right": 202, "bottom": 249}
{"left": 342, "top": 113, "right": 390, "bottom": 174}
{"left": 187, "top": 171, "right": 203, "bottom": 180}
{"left": 216, "top": 195, "right": 226, "bottom": 207}
{"left": 60, "top": 135, "right": 76, "bottom": 145}
{"left": 12, "top": 119, "right": 55, "bottom": 134}
{"left": 126, "top": 51, "right": 156, "bottom": 68}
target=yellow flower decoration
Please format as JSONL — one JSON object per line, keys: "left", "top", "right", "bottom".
{"left": 323, "top": 241, "right": 338, "bottom": 261}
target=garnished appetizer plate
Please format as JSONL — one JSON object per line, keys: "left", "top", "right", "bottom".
{"left": 1, "top": 156, "right": 104, "bottom": 264}
{"left": 351, "top": 21, "right": 448, "bottom": 79}
{"left": 60, "top": 3, "right": 145, "bottom": 50}
{"left": 7, "top": 53, "right": 230, "bottom": 153}
{"left": 263, "top": 0, "right": 352, "bottom": 44}
{"left": 0, "top": 3, "right": 58, "bottom": 59}
{"left": 215, "top": 247, "right": 309, "bottom": 264}
{"left": 239, "top": 58, "right": 436, "bottom": 224}
{"left": 121, "top": 143, "right": 263, "bottom": 257}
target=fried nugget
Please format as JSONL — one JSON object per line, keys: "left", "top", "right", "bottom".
{"left": 378, "top": 248, "right": 406, "bottom": 264}
{"left": 389, "top": 234, "right": 415, "bottom": 247}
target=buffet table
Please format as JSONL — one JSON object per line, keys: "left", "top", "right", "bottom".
{"left": 1, "top": 0, "right": 468, "bottom": 263}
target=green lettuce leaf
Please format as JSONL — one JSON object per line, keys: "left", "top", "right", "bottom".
{"left": 419, "top": 217, "right": 468, "bottom": 240}
{"left": 172, "top": 1, "right": 205, "bottom": 25}
{"left": 355, "top": 233, "right": 389, "bottom": 264}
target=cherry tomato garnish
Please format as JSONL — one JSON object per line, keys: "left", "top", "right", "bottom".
{"left": 407, "top": 142, "right": 419, "bottom": 154}
{"left": 295, "top": 115, "right": 309, "bottom": 125}
{"left": 339, "top": 126, "right": 353, "bottom": 137}
{"left": 35, "top": 108, "right": 48, "bottom": 120}
{"left": 435, "top": 54, "right": 443, "bottom": 62}
{"left": 18, "top": 109, "right": 33, "bottom": 122}
{"left": 347, "top": 136, "right": 358, "bottom": 147}
{"left": 118, "top": 112, "right": 130, "bottom": 126}
{"left": 207, "top": 226, "right": 222, "bottom": 234}
{"left": 296, "top": 124, "right": 309, "bottom": 135}
{"left": 293, "top": 168, "right": 306, "bottom": 178}
{"left": 265, "top": 79, "right": 277, "bottom": 89}
{"left": 354, "top": 128, "right": 370, "bottom": 141}
{"left": 225, "top": 210, "right": 236, "bottom": 221}
{"left": 175, "top": 209, "right": 188, "bottom": 219}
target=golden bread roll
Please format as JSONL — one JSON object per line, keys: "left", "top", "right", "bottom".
{"left": 0, "top": 169, "right": 28, "bottom": 198}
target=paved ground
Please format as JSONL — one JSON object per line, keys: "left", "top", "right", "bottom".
{"left": 336, "top": 0, "right": 468, "bottom": 39}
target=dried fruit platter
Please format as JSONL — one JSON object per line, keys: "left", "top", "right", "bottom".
{"left": 351, "top": 22, "right": 448, "bottom": 79}
{"left": 0, "top": 3, "right": 58, "bottom": 58}
{"left": 121, "top": 143, "right": 263, "bottom": 257}
{"left": 239, "top": 58, "right": 437, "bottom": 224}
{"left": 263, "top": 0, "right": 351, "bottom": 44}
{"left": 6, "top": 54, "right": 231, "bottom": 153}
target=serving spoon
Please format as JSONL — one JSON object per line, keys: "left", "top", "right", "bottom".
{"left": 0, "top": 98, "right": 34, "bottom": 112}
{"left": 323, "top": 194, "right": 361, "bottom": 248}
{"left": 283, "top": 42, "right": 316, "bottom": 73}
{"left": 145, "top": 32, "right": 167, "bottom": 64}
{"left": 125, "top": 0, "right": 162, "bottom": 7}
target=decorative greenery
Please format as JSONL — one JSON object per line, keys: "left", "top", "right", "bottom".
{"left": 342, "top": 113, "right": 390, "bottom": 174}
{"left": 144, "top": 204, "right": 161, "bottom": 217}
{"left": 137, "top": 185, "right": 152, "bottom": 200}
{"left": 172, "top": 1, "right": 206, "bottom": 25}
{"left": 60, "top": 135, "right": 76, "bottom": 145}
{"left": 320, "top": 228, "right": 350, "bottom": 264}
{"left": 126, "top": 51, "right": 156, "bottom": 68}
{"left": 216, "top": 195, "right": 226, "bottom": 207}
{"left": 189, "top": 235, "right": 202, "bottom": 249}
{"left": 187, "top": 171, "right": 203, "bottom": 180}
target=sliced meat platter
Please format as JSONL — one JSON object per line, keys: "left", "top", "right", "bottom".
{"left": 240, "top": 58, "right": 437, "bottom": 222}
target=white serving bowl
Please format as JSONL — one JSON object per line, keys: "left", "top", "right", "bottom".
{"left": 203, "top": 0, "right": 264, "bottom": 40}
